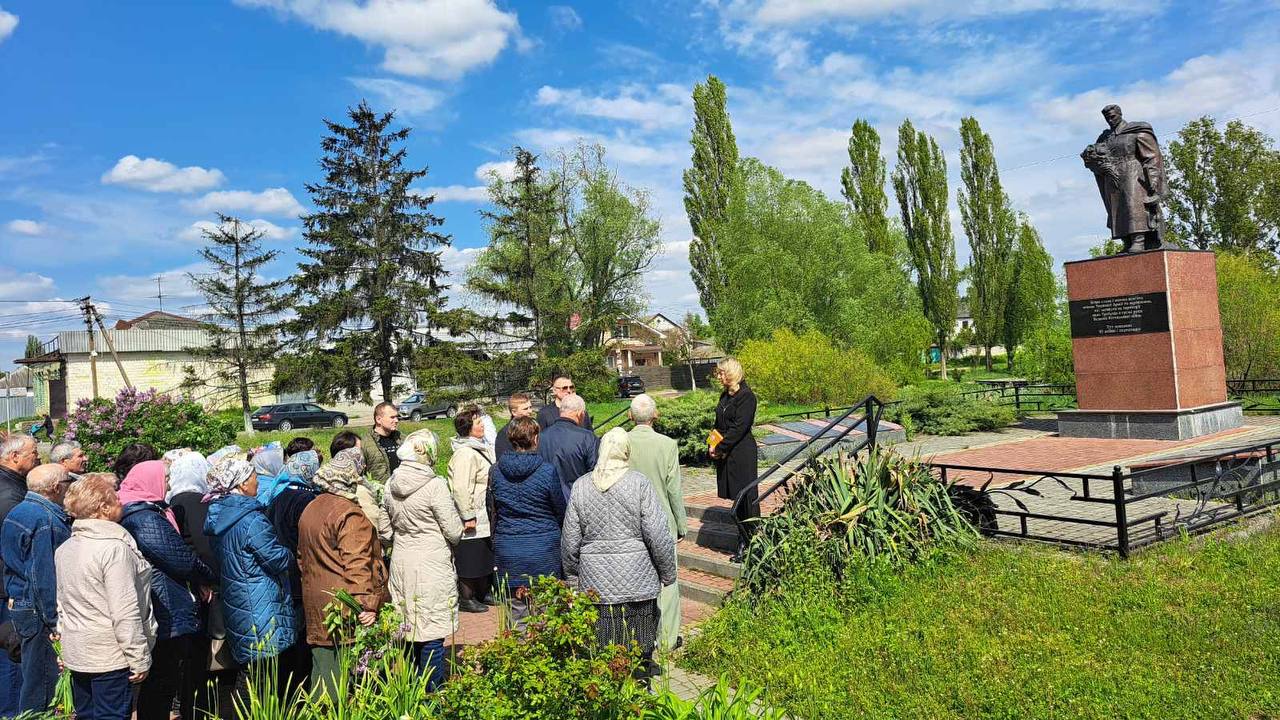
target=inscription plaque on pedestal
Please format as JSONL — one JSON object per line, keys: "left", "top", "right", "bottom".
{"left": 1069, "top": 292, "right": 1170, "bottom": 338}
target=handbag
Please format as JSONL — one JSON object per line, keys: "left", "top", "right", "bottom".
{"left": 205, "top": 597, "right": 239, "bottom": 672}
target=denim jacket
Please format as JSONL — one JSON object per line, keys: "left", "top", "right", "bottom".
{"left": 1, "top": 492, "right": 72, "bottom": 627}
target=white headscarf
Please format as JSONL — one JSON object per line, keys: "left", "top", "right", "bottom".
{"left": 167, "top": 452, "right": 211, "bottom": 502}
{"left": 592, "top": 427, "right": 631, "bottom": 492}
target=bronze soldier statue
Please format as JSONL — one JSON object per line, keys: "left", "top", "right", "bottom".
{"left": 1081, "top": 105, "right": 1168, "bottom": 253}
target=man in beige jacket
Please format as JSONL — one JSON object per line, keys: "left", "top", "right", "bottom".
{"left": 626, "top": 393, "right": 687, "bottom": 651}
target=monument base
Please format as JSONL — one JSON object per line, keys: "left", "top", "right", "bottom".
{"left": 1056, "top": 401, "right": 1243, "bottom": 441}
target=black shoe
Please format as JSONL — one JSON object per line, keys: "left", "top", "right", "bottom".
{"left": 480, "top": 593, "right": 499, "bottom": 606}
{"left": 459, "top": 598, "right": 489, "bottom": 613}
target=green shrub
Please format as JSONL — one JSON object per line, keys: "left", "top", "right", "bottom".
{"left": 738, "top": 329, "right": 896, "bottom": 406}
{"left": 434, "top": 577, "right": 649, "bottom": 719}
{"left": 1017, "top": 312, "right": 1076, "bottom": 384}
{"left": 64, "top": 388, "right": 239, "bottom": 472}
{"left": 885, "top": 384, "right": 1015, "bottom": 436}
{"left": 646, "top": 677, "right": 785, "bottom": 719}
{"left": 740, "top": 446, "right": 977, "bottom": 595}
{"left": 654, "top": 391, "right": 719, "bottom": 464}
{"left": 535, "top": 349, "right": 617, "bottom": 403}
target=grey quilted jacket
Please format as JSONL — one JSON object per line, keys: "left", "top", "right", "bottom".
{"left": 561, "top": 469, "right": 677, "bottom": 604}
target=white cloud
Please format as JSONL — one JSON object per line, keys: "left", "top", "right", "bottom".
{"left": 418, "top": 185, "right": 490, "bottom": 203}
{"left": 515, "top": 128, "right": 684, "bottom": 167}
{"left": 474, "top": 160, "right": 518, "bottom": 182}
{"left": 179, "top": 218, "right": 296, "bottom": 242}
{"left": 235, "top": 0, "right": 521, "bottom": 79}
{"left": 0, "top": 269, "right": 55, "bottom": 300}
{"left": 101, "top": 155, "right": 226, "bottom": 193}
{"left": 95, "top": 263, "right": 207, "bottom": 307}
{"left": 185, "top": 188, "right": 304, "bottom": 217}
{"left": 748, "top": 0, "right": 1158, "bottom": 25}
{"left": 548, "top": 5, "right": 582, "bottom": 31}
{"left": 349, "top": 77, "right": 445, "bottom": 117}
{"left": 535, "top": 84, "right": 689, "bottom": 129}
{"left": 0, "top": 8, "right": 17, "bottom": 44}
{"left": 4, "top": 219, "right": 46, "bottom": 236}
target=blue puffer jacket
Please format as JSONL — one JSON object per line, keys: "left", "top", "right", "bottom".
{"left": 205, "top": 494, "right": 296, "bottom": 663}
{"left": 490, "top": 451, "right": 568, "bottom": 589}
{"left": 119, "top": 502, "right": 216, "bottom": 639}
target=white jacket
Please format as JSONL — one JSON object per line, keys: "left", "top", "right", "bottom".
{"left": 55, "top": 519, "right": 157, "bottom": 674}
{"left": 447, "top": 438, "right": 495, "bottom": 539}
{"left": 385, "top": 461, "right": 465, "bottom": 642}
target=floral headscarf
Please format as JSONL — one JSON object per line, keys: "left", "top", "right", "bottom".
{"left": 396, "top": 429, "right": 439, "bottom": 467}
{"left": 118, "top": 460, "right": 180, "bottom": 530}
{"left": 592, "top": 427, "right": 631, "bottom": 493}
{"left": 312, "top": 447, "right": 367, "bottom": 502}
{"left": 208, "top": 445, "right": 244, "bottom": 464}
{"left": 256, "top": 449, "right": 322, "bottom": 506}
{"left": 205, "top": 457, "right": 255, "bottom": 502}
{"left": 167, "top": 452, "right": 210, "bottom": 502}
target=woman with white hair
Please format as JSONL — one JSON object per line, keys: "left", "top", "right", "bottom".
{"left": 711, "top": 357, "right": 758, "bottom": 563}
{"left": 561, "top": 428, "right": 676, "bottom": 681}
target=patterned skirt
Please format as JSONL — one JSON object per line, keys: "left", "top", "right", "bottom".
{"left": 594, "top": 599, "right": 659, "bottom": 660}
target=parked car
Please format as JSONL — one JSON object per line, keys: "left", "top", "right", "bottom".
{"left": 250, "top": 403, "right": 348, "bottom": 432}
{"left": 397, "top": 392, "right": 456, "bottom": 422}
{"left": 617, "top": 375, "right": 645, "bottom": 398}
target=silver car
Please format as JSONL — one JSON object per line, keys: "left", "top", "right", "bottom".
{"left": 397, "top": 392, "right": 456, "bottom": 422}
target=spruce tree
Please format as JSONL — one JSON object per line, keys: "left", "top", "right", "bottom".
{"left": 958, "top": 116, "right": 1015, "bottom": 371}
{"left": 841, "top": 119, "right": 891, "bottom": 254}
{"left": 892, "top": 119, "right": 958, "bottom": 379}
{"left": 683, "top": 75, "right": 740, "bottom": 320}
{"left": 187, "top": 215, "right": 290, "bottom": 432}
{"left": 287, "top": 101, "right": 452, "bottom": 402}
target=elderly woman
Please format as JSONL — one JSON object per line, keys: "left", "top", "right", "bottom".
{"left": 117, "top": 461, "right": 216, "bottom": 720}
{"left": 56, "top": 474, "right": 157, "bottom": 720}
{"left": 711, "top": 357, "right": 759, "bottom": 563}
{"left": 298, "top": 448, "right": 390, "bottom": 696}
{"left": 562, "top": 428, "right": 676, "bottom": 681}
{"left": 490, "top": 416, "right": 566, "bottom": 626}
{"left": 204, "top": 457, "right": 296, "bottom": 704}
{"left": 448, "top": 406, "right": 498, "bottom": 614}
{"left": 249, "top": 443, "right": 285, "bottom": 506}
{"left": 384, "top": 429, "right": 464, "bottom": 689}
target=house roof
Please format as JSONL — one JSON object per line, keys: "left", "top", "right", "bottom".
{"left": 114, "top": 310, "right": 206, "bottom": 330}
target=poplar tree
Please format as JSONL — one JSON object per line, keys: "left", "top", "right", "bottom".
{"left": 841, "top": 119, "right": 891, "bottom": 254}
{"left": 683, "top": 74, "right": 740, "bottom": 320}
{"left": 285, "top": 101, "right": 452, "bottom": 402}
{"left": 23, "top": 335, "right": 41, "bottom": 359}
{"left": 892, "top": 119, "right": 958, "bottom": 379}
{"left": 187, "top": 215, "right": 289, "bottom": 432}
{"left": 1003, "top": 218, "right": 1057, "bottom": 370}
{"left": 958, "top": 116, "right": 1015, "bottom": 370}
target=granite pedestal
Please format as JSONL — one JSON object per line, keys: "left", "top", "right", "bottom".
{"left": 1057, "top": 249, "right": 1242, "bottom": 440}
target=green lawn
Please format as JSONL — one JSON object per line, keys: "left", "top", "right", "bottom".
{"left": 684, "top": 528, "right": 1280, "bottom": 719}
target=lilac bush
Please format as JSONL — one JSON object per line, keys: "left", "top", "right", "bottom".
{"left": 65, "top": 387, "right": 238, "bottom": 471}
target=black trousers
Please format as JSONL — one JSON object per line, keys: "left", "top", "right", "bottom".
{"left": 137, "top": 635, "right": 192, "bottom": 720}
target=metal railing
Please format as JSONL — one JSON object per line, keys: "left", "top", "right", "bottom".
{"left": 729, "top": 396, "right": 886, "bottom": 543}
{"left": 1227, "top": 379, "right": 1280, "bottom": 415}
{"left": 591, "top": 405, "right": 632, "bottom": 433}
{"left": 958, "top": 383, "right": 1077, "bottom": 413}
{"left": 930, "top": 437, "right": 1280, "bottom": 557}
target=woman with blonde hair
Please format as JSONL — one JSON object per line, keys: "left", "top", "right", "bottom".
{"left": 55, "top": 474, "right": 157, "bottom": 720}
{"left": 384, "top": 429, "right": 464, "bottom": 689}
{"left": 711, "top": 357, "right": 758, "bottom": 563}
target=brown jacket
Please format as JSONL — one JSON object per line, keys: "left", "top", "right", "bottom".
{"left": 297, "top": 493, "right": 390, "bottom": 646}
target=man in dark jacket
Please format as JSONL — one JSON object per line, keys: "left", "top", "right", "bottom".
{"left": 362, "top": 402, "right": 402, "bottom": 486}
{"left": 0, "top": 433, "right": 37, "bottom": 715}
{"left": 1, "top": 463, "right": 71, "bottom": 713}
{"left": 495, "top": 392, "right": 534, "bottom": 459}
{"left": 537, "top": 375, "right": 593, "bottom": 431}
{"left": 537, "top": 394, "right": 599, "bottom": 502}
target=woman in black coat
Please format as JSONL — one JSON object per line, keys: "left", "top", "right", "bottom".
{"left": 711, "top": 357, "right": 758, "bottom": 562}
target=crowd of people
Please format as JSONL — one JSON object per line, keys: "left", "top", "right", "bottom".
{"left": 0, "top": 357, "right": 761, "bottom": 720}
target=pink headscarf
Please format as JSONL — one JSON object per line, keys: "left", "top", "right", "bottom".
{"left": 118, "top": 460, "right": 179, "bottom": 531}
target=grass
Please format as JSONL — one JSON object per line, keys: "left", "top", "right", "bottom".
{"left": 684, "top": 527, "right": 1280, "bottom": 719}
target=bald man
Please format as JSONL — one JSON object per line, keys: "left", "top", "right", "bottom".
{"left": 1, "top": 464, "right": 72, "bottom": 712}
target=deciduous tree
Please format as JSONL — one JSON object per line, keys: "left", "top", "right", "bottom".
{"left": 958, "top": 116, "right": 1015, "bottom": 371}
{"left": 683, "top": 75, "right": 740, "bottom": 320}
{"left": 841, "top": 119, "right": 892, "bottom": 254}
{"left": 1002, "top": 218, "right": 1057, "bottom": 371}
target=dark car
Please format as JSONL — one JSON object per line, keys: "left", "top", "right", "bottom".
{"left": 397, "top": 392, "right": 456, "bottom": 422}
{"left": 617, "top": 375, "right": 645, "bottom": 398}
{"left": 251, "top": 403, "right": 348, "bottom": 432}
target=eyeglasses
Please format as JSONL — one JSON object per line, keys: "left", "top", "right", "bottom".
{"left": 555, "top": 384, "right": 575, "bottom": 391}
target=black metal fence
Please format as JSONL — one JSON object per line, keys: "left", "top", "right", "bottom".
{"left": 959, "top": 382, "right": 1077, "bottom": 413}
{"left": 930, "top": 437, "right": 1280, "bottom": 556}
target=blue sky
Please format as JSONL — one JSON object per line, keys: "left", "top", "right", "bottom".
{"left": 1, "top": 0, "right": 1278, "bottom": 374}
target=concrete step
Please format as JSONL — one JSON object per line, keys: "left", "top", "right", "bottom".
{"left": 678, "top": 566, "right": 734, "bottom": 606}
{"left": 686, "top": 516, "right": 739, "bottom": 553}
{"left": 677, "top": 538, "right": 741, "bottom": 580}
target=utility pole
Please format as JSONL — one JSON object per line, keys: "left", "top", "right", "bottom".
{"left": 77, "top": 297, "right": 99, "bottom": 399}
{"left": 91, "top": 304, "right": 133, "bottom": 389}
{"left": 155, "top": 276, "right": 165, "bottom": 311}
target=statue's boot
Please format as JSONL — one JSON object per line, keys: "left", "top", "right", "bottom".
{"left": 1124, "top": 234, "right": 1146, "bottom": 253}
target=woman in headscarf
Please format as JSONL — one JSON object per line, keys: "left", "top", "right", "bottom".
{"left": 117, "top": 461, "right": 216, "bottom": 720}
{"left": 297, "top": 448, "right": 390, "bottom": 696}
{"left": 262, "top": 448, "right": 322, "bottom": 696}
{"left": 561, "top": 428, "right": 677, "bottom": 682}
{"left": 384, "top": 429, "right": 464, "bottom": 689}
{"left": 447, "top": 405, "right": 497, "bottom": 613}
{"left": 249, "top": 444, "right": 284, "bottom": 503}
{"left": 163, "top": 452, "right": 219, "bottom": 720}
{"left": 203, "top": 457, "right": 296, "bottom": 706}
